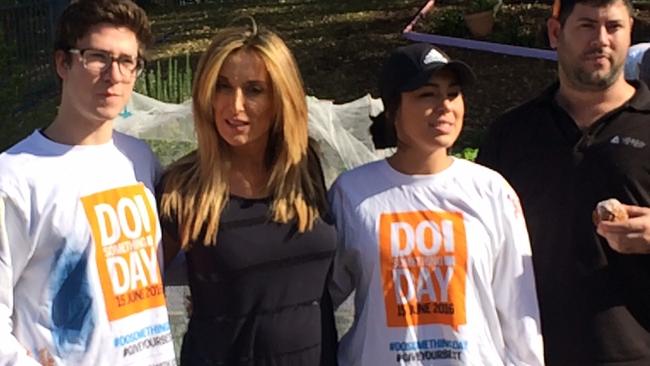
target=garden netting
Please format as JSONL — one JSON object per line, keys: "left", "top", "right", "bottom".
{"left": 113, "top": 92, "right": 389, "bottom": 185}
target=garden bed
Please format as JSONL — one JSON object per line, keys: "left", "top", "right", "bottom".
{"left": 412, "top": 0, "right": 650, "bottom": 48}
{"left": 416, "top": 2, "right": 552, "bottom": 49}
{"left": 403, "top": 0, "right": 650, "bottom": 149}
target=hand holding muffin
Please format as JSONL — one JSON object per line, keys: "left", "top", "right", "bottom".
{"left": 595, "top": 199, "right": 650, "bottom": 254}
{"left": 592, "top": 198, "right": 628, "bottom": 225}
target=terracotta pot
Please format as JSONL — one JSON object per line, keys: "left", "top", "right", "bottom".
{"left": 464, "top": 10, "right": 494, "bottom": 38}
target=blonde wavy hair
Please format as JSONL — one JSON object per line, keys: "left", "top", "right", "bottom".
{"left": 159, "top": 23, "right": 325, "bottom": 249}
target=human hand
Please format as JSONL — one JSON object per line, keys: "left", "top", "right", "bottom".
{"left": 597, "top": 204, "right": 650, "bottom": 254}
{"left": 38, "top": 349, "right": 55, "bottom": 366}
{"left": 23, "top": 346, "right": 55, "bottom": 366}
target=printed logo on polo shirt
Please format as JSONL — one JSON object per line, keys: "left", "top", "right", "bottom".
{"left": 379, "top": 211, "right": 468, "bottom": 330}
{"left": 610, "top": 135, "right": 646, "bottom": 148}
{"left": 81, "top": 184, "right": 166, "bottom": 321}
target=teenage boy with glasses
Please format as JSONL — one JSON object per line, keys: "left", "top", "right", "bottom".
{"left": 0, "top": 1, "right": 176, "bottom": 365}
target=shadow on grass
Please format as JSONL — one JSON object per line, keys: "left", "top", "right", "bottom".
{"left": 147, "top": 0, "right": 424, "bottom": 101}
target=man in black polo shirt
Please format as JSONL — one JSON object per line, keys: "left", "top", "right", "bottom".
{"left": 477, "top": 0, "right": 650, "bottom": 364}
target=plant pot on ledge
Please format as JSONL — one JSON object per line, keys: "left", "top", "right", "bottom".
{"left": 464, "top": 10, "right": 494, "bottom": 38}
{"left": 463, "top": 0, "right": 501, "bottom": 38}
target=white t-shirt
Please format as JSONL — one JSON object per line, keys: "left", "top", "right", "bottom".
{"left": 0, "top": 130, "right": 176, "bottom": 366}
{"left": 329, "top": 158, "right": 543, "bottom": 366}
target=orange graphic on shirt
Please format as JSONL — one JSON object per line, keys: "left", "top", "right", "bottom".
{"left": 81, "top": 184, "right": 165, "bottom": 321}
{"left": 379, "top": 211, "right": 467, "bottom": 330}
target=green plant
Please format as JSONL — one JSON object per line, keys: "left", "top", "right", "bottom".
{"left": 452, "top": 147, "right": 479, "bottom": 161}
{"left": 489, "top": 4, "right": 548, "bottom": 48}
{"left": 432, "top": 8, "right": 467, "bottom": 37}
{"left": 491, "top": 12, "right": 536, "bottom": 47}
{"left": 132, "top": 53, "right": 195, "bottom": 166}
{"left": 135, "top": 53, "right": 193, "bottom": 103}
{"left": 465, "top": 0, "right": 500, "bottom": 14}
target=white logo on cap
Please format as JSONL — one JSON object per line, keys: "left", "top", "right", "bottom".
{"left": 423, "top": 49, "right": 448, "bottom": 65}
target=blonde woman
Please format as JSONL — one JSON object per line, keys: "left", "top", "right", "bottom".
{"left": 159, "top": 23, "right": 337, "bottom": 365}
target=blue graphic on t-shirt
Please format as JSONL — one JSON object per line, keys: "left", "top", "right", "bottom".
{"left": 50, "top": 244, "right": 96, "bottom": 355}
{"left": 119, "top": 106, "right": 133, "bottom": 118}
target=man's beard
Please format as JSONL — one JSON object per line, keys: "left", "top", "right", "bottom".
{"left": 564, "top": 50, "right": 622, "bottom": 91}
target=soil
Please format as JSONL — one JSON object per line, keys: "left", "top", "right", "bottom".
{"left": 412, "top": 2, "right": 650, "bottom": 150}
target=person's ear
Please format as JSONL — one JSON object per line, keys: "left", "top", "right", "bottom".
{"left": 547, "top": 17, "right": 561, "bottom": 49}
{"left": 54, "top": 50, "right": 70, "bottom": 80}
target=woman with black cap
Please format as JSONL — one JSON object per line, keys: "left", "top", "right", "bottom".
{"left": 328, "top": 43, "right": 544, "bottom": 365}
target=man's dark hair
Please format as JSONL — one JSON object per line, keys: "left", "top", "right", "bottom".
{"left": 55, "top": 0, "right": 153, "bottom": 56}
{"left": 557, "top": 0, "right": 634, "bottom": 25}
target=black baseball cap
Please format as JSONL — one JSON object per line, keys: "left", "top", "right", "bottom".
{"left": 370, "top": 43, "right": 476, "bottom": 149}
{"left": 379, "top": 43, "right": 476, "bottom": 107}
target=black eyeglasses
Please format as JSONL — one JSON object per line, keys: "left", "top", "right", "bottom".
{"left": 68, "top": 48, "right": 145, "bottom": 78}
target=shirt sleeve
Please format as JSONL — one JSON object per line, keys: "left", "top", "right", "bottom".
{"left": 491, "top": 182, "right": 545, "bottom": 366}
{"left": 327, "top": 182, "right": 360, "bottom": 309}
{"left": 0, "top": 193, "right": 41, "bottom": 366}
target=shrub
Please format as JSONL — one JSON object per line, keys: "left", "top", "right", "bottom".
{"left": 491, "top": 12, "right": 536, "bottom": 47}
{"left": 452, "top": 147, "right": 478, "bottom": 161}
{"left": 465, "top": 0, "right": 500, "bottom": 14}
{"left": 432, "top": 8, "right": 467, "bottom": 37}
